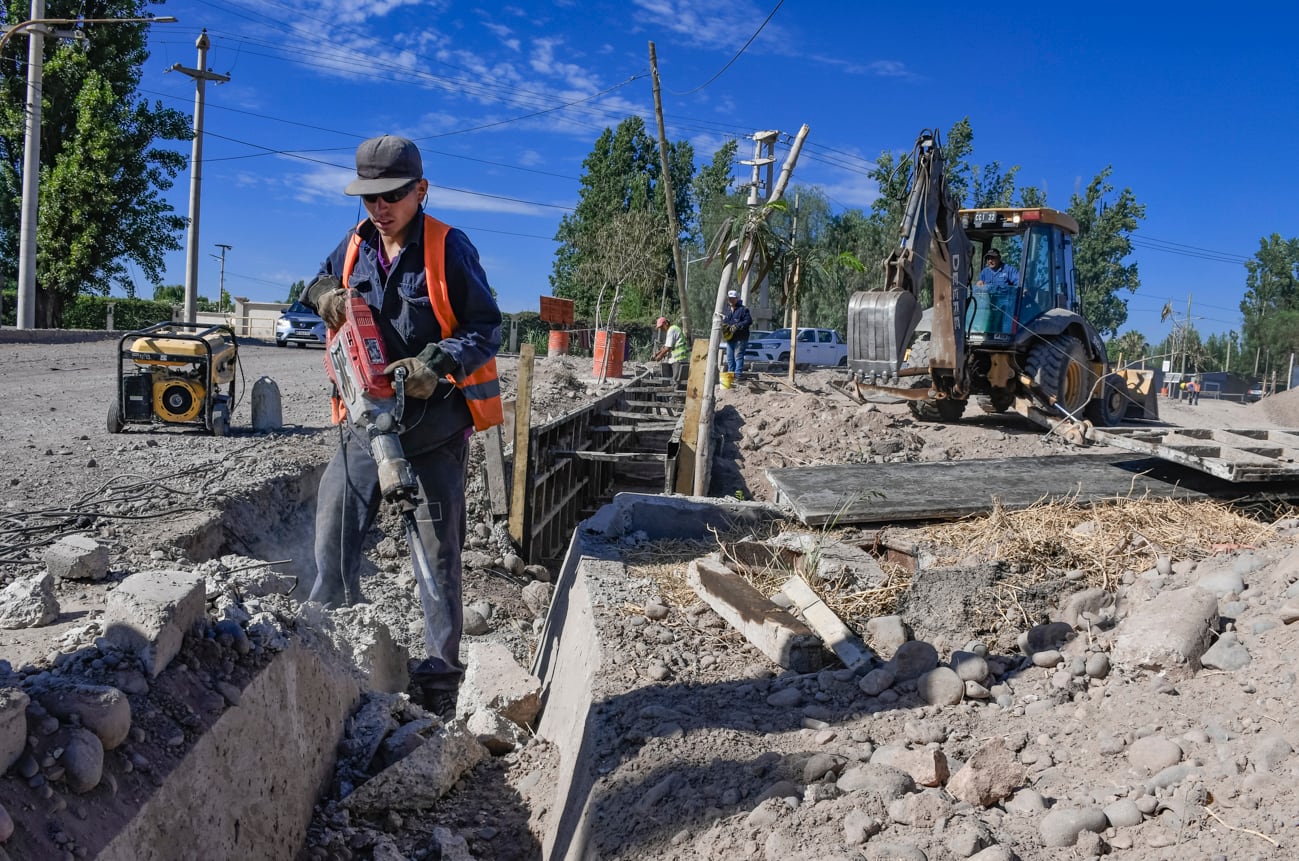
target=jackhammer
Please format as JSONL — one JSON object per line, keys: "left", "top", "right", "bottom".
{"left": 323, "top": 289, "right": 454, "bottom": 665}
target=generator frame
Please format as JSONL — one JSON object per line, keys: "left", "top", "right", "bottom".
{"left": 109, "top": 322, "right": 239, "bottom": 436}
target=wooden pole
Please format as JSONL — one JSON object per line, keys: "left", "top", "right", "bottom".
{"left": 508, "top": 345, "right": 536, "bottom": 553}
{"left": 675, "top": 338, "right": 710, "bottom": 495}
{"left": 695, "top": 125, "right": 810, "bottom": 496}
{"left": 787, "top": 193, "right": 801, "bottom": 386}
{"left": 649, "top": 41, "right": 690, "bottom": 338}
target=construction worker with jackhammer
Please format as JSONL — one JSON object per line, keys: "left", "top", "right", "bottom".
{"left": 301, "top": 135, "right": 503, "bottom": 718}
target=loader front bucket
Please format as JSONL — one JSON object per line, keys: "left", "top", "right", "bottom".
{"left": 847, "top": 290, "right": 922, "bottom": 381}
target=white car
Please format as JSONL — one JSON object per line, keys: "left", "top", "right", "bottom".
{"left": 744, "top": 327, "right": 848, "bottom": 367}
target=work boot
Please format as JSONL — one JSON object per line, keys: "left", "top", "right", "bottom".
{"left": 412, "top": 684, "right": 459, "bottom": 720}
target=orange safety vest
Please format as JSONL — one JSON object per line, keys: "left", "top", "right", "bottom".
{"left": 339, "top": 215, "right": 503, "bottom": 432}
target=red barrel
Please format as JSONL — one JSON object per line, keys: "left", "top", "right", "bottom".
{"left": 548, "top": 330, "right": 570, "bottom": 355}
{"left": 593, "top": 330, "right": 626, "bottom": 378}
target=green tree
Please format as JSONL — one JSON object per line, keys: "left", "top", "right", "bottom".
{"left": 1108, "top": 329, "right": 1150, "bottom": 366}
{"left": 1068, "top": 167, "right": 1145, "bottom": 337}
{"left": 153, "top": 283, "right": 184, "bottom": 305}
{"left": 0, "top": 0, "right": 191, "bottom": 328}
{"left": 1239, "top": 234, "right": 1299, "bottom": 366}
{"left": 550, "top": 116, "right": 694, "bottom": 321}
{"left": 287, "top": 279, "right": 307, "bottom": 303}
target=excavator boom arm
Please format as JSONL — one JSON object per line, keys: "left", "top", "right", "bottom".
{"left": 848, "top": 131, "right": 973, "bottom": 391}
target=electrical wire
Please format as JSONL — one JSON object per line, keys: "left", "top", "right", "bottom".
{"left": 670, "top": 0, "right": 787, "bottom": 96}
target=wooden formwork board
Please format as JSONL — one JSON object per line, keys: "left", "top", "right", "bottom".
{"left": 516, "top": 371, "right": 684, "bottom": 562}
{"left": 767, "top": 454, "right": 1204, "bottom": 527}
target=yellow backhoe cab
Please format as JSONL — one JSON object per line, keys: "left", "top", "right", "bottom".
{"left": 847, "top": 131, "right": 1146, "bottom": 438}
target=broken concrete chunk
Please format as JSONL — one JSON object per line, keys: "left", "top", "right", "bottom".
{"left": 250, "top": 376, "right": 283, "bottom": 432}
{"left": 686, "top": 558, "right": 824, "bottom": 673}
{"left": 466, "top": 708, "right": 528, "bottom": 755}
{"left": 32, "top": 681, "right": 131, "bottom": 751}
{"left": 1111, "top": 587, "right": 1218, "bottom": 678}
{"left": 331, "top": 605, "right": 410, "bottom": 694}
{"left": 44, "top": 533, "right": 109, "bottom": 581}
{"left": 342, "top": 719, "right": 486, "bottom": 814}
{"left": 781, "top": 575, "right": 873, "bottom": 669}
{"left": 0, "top": 689, "right": 30, "bottom": 774}
{"left": 0, "top": 573, "right": 59, "bottom": 629}
{"left": 460, "top": 642, "right": 541, "bottom": 726}
{"left": 102, "top": 570, "right": 206, "bottom": 677}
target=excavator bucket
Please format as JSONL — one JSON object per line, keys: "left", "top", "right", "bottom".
{"left": 847, "top": 290, "right": 922, "bottom": 381}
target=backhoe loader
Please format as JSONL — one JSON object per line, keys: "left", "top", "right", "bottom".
{"left": 846, "top": 129, "right": 1151, "bottom": 438}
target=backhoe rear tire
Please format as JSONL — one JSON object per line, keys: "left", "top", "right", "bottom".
{"left": 1025, "top": 335, "right": 1094, "bottom": 417}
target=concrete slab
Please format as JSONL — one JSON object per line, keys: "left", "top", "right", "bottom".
{"left": 97, "top": 641, "right": 360, "bottom": 860}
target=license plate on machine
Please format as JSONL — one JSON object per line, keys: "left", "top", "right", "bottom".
{"left": 973, "top": 211, "right": 998, "bottom": 226}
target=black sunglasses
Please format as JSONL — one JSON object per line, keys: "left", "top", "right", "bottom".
{"left": 362, "top": 181, "right": 418, "bottom": 205}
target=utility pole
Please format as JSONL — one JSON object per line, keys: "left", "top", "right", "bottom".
{"left": 1179, "top": 293, "right": 1192, "bottom": 376}
{"left": 213, "top": 243, "right": 232, "bottom": 310}
{"left": 5, "top": 10, "right": 175, "bottom": 329}
{"left": 647, "top": 42, "right": 690, "bottom": 338}
{"left": 15, "top": 0, "right": 47, "bottom": 330}
{"left": 741, "top": 131, "right": 778, "bottom": 330}
{"left": 171, "top": 30, "right": 229, "bottom": 324}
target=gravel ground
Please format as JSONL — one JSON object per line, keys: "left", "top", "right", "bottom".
{"left": 2, "top": 332, "right": 1299, "bottom": 861}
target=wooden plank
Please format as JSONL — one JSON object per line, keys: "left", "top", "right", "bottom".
{"left": 767, "top": 454, "right": 1205, "bottom": 526}
{"left": 552, "top": 451, "right": 668, "bottom": 463}
{"left": 780, "top": 575, "right": 873, "bottom": 669}
{"left": 481, "top": 424, "right": 509, "bottom": 517}
{"left": 507, "top": 344, "right": 535, "bottom": 549}
{"left": 673, "top": 339, "right": 711, "bottom": 495}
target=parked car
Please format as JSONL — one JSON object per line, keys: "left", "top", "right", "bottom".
{"left": 275, "top": 301, "right": 327, "bottom": 348}
{"left": 1246, "top": 383, "right": 1265, "bottom": 403}
{"left": 744, "top": 327, "right": 849, "bottom": 367}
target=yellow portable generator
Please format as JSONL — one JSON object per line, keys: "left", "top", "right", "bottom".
{"left": 109, "top": 322, "right": 239, "bottom": 436}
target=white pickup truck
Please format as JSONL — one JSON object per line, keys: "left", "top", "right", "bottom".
{"left": 743, "top": 327, "right": 849, "bottom": 367}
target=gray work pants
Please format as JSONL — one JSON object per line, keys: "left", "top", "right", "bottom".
{"left": 310, "top": 425, "right": 469, "bottom": 692}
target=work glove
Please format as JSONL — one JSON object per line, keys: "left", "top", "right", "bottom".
{"left": 304, "top": 275, "right": 346, "bottom": 331}
{"left": 385, "top": 343, "right": 458, "bottom": 399}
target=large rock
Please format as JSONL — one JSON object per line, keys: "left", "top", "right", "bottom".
{"left": 44, "top": 534, "right": 109, "bottom": 581}
{"left": 32, "top": 681, "right": 131, "bottom": 750}
{"left": 0, "top": 573, "right": 58, "bottom": 629}
{"left": 102, "top": 570, "right": 206, "bottom": 677}
{"left": 1111, "top": 587, "right": 1218, "bottom": 678}
{"left": 947, "top": 739, "right": 1026, "bottom": 807}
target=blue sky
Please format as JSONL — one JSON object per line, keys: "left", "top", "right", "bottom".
{"left": 137, "top": 0, "right": 1298, "bottom": 349}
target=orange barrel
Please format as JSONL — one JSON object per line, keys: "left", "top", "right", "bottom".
{"left": 548, "top": 330, "right": 570, "bottom": 355}
{"left": 593, "top": 330, "right": 626, "bottom": 378}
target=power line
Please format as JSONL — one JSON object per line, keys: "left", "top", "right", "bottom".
{"left": 670, "top": 0, "right": 786, "bottom": 96}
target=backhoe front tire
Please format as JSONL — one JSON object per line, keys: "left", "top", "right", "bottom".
{"left": 1086, "top": 375, "right": 1127, "bottom": 427}
{"left": 1025, "top": 335, "right": 1094, "bottom": 417}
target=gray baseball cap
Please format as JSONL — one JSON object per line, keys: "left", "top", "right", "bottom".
{"left": 344, "top": 135, "right": 423, "bottom": 195}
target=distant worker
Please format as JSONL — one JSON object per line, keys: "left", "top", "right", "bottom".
{"left": 652, "top": 316, "right": 688, "bottom": 382}
{"left": 977, "top": 248, "right": 1019, "bottom": 334}
{"left": 721, "top": 290, "right": 753, "bottom": 379}
{"left": 1188, "top": 377, "right": 1200, "bottom": 405}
